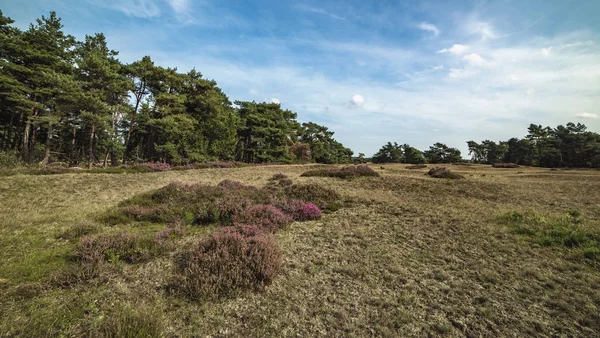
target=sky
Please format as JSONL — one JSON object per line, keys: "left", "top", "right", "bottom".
{"left": 3, "top": 0, "right": 600, "bottom": 157}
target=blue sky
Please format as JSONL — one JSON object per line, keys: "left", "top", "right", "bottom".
{"left": 3, "top": 0, "right": 600, "bottom": 156}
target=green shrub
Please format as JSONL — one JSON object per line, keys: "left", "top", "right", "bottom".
{"left": 0, "top": 150, "right": 24, "bottom": 168}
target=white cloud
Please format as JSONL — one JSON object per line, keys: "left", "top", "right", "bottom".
{"left": 541, "top": 47, "right": 552, "bottom": 56}
{"left": 351, "top": 94, "right": 365, "bottom": 106}
{"left": 507, "top": 74, "right": 520, "bottom": 82}
{"left": 576, "top": 112, "right": 598, "bottom": 119}
{"left": 167, "top": 0, "right": 189, "bottom": 14}
{"left": 448, "top": 68, "right": 478, "bottom": 79}
{"left": 463, "top": 53, "right": 487, "bottom": 67}
{"left": 561, "top": 40, "right": 594, "bottom": 49}
{"left": 431, "top": 65, "right": 444, "bottom": 71}
{"left": 271, "top": 98, "right": 281, "bottom": 104}
{"left": 418, "top": 22, "right": 440, "bottom": 37}
{"left": 437, "top": 44, "right": 469, "bottom": 54}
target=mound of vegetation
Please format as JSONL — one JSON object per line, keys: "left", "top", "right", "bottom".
{"left": 426, "top": 167, "right": 465, "bottom": 179}
{"left": 172, "top": 229, "right": 282, "bottom": 300}
{"left": 107, "top": 180, "right": 340, "bottom": 226}
{"left": 300, "top": 165, "right": 380, "bottom": 179}
{"left": 492, "top": 163, "right": 520, "bottom": 168}
{"left": 499, "top": 210, "right": 600, "bottom": 263}
{"left": 406, "top": 164, "right": 427, "bottom": 169}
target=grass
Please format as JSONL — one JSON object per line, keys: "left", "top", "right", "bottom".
{"left": 1, "top": 164, "right": 600, "bottom": 336}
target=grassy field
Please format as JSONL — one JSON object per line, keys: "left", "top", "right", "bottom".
{"left": 1, "top": 164, "right": 600, "bottom": 337}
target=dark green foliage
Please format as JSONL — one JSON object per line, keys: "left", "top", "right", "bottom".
{"left": 423, "top": 143, "right": 462, "bottom": 164}
{"left": 468, "top": 123, "right": 600, "bottom": 168}
{"left": 301, "top": 165, "right": 380, "bottom": 179}
{"left": 426, "top": 167, "right": 464, "bottom": 179}
{"left": 0, "top": 11, "right": 353, "bottom": 167}
{"left": 372, "top": 142, "right": 426, "bottom": 164}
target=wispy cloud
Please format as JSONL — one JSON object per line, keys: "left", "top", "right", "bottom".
{"left": 418, "top": 22, "right": 440, "bottom": 37}
{"left": 576, "top": 112, "right": 598, "bottom": 119}
{"left": 92, "top": 0, "right": 161, "bottom": 18}
{"left": 296, "top": 4, "right": 346, "bottom": 21}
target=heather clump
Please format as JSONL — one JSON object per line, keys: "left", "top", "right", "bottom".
{"left": 136, "top": 161, "right": 171, "bottom": 172}
{"left": 172, "top": 230, "right": 282, "bottom": 300}
{"left": 492, "top": 163, "right": 520, "bottom": 168}
{"left": 301, "top": 165, "right": 380, "bottom": 179}
{"left": 284, "top": 184, "right": 340, "bottom": 210}
{"left": 269, "top": 173, "right": 288, "bottom": 181}
{"left": 426, "top": 167, "right": 465, "bottom": 179}
{"left": 235, "top": 204, "right": 292, "bottom": 232}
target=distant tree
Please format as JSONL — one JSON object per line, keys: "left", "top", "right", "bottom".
{"left": 424, "top": 143, "right": 462, "bottom": 163}
{"left": 372, "top": 142, "right": 404, "bottom": 163}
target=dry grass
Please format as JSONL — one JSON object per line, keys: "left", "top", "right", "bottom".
{"left": 1, "top": 164, "right": 600, "bottom": 336}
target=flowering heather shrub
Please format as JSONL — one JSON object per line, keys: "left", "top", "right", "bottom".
{"left": 427, "top": 167, "right": 465, "bottom": 179}
{"left": 173, "top": 231, "right": 282, "bottom": 300}
{"left": 137, "top": 161, "right": 171, "bottom": 172}
{"left": 406, "top": 164, "right": 427, "bottom": 169}
{"left": 294, "top": 202, "right": 322, "bottom": 221}
{"left": 284, "top": 184, "right": 340, "bottom": 210}
{"left": 235, "top": 204, "right": 292, "bottom": 232}
{"left": 268, "top": 173, "right": 288, "bottom": 181}
{"left": 301, "top": 165, "right": 380, "bottom": 179}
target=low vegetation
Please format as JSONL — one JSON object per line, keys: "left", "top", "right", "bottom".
{"left": 300, "top": 165, "right": 380, "bottom": 179}
{"left": 2, "top": 163, "right": 600, "bottom": 336}
{"left": 492, "top": 163, "right": 520, "bottom": 168}
{"left": 406, "top": 164, "right": 427, "bottom": 169}
{"left": 426, "top": 167, "right": 465, "bottom": 179}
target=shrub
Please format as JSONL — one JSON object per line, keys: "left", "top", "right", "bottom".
{"left": 284, "top": 184, "right": 340, "bottom": 210}
{"left": 172, "top": 231, "right": 282, "bottom": 300}
{"left": 235, "top": 204, "right": 292, "bottom": 232}
{"left": 218, "top": 179, "right": 255, "bottom": 190}
{"left": 301, "top": 165, "right": 379, "bottom": 179}
{"left": 77, "top": 232, "right": 164, "bottom": 266}
{"left": 277, "top": 178, "right": 293, "bottom": 186}
{"left": 269, "top": 173, "right": 288, "bottom": 181}
{"left": 492, "top": 163, "right": 520, "bottom": 168}
{"left": 0, "top": 150, "right": 24, "bottom": 168}
{"left": 406, "top": 164, "right": 427, "bottom": 169}
{"left": 137, "top": 161, "right": 171, "bottom": 172}
{"left": 293, "top": 202, "right": 322, "bottom": 221}
{"left": 221, "top": 224, "right": 265, "bottom": 237}
{"left": 426, "top": 167, "right": 464, "bottom": 179}
{"left": 155, "top": 221, "right": 186, "bottom": 243}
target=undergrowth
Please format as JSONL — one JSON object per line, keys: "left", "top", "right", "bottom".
{"left": 499, "top": 210, "right": 600, "bottom": 264}
{"left": 301, "top": 165, "right": 380, "bottom": 179}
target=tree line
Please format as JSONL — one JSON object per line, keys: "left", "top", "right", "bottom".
{"left": 372, "top": 123, "right": 600, "bottom": 168}
{"left": 0, "top": 11, "right": 353, "bottom": 167}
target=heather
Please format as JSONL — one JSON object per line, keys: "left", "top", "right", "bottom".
{"left": 301, "top": 165, "right": 380, "bottom": 179}
{"left": 3, "top": 164, "right": 600, "bottom": 337}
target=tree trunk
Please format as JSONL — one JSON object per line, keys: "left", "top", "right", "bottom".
{"left": 88, "top": 121, "right": 95, "bottom": 170}
{"left": 23, "top": 118, "right": 31, "bottom": 160}
{"left": 70, "top": 124, "right": 77, "bottom": 165}
{"left": 41, "top": 124, "right": 53, "bottom": 166}
{"left": 103, "top": 152, "right": 109, "bottom": 168}
{"left": 124, "top": 84, "right": 145, "bottom": 163}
